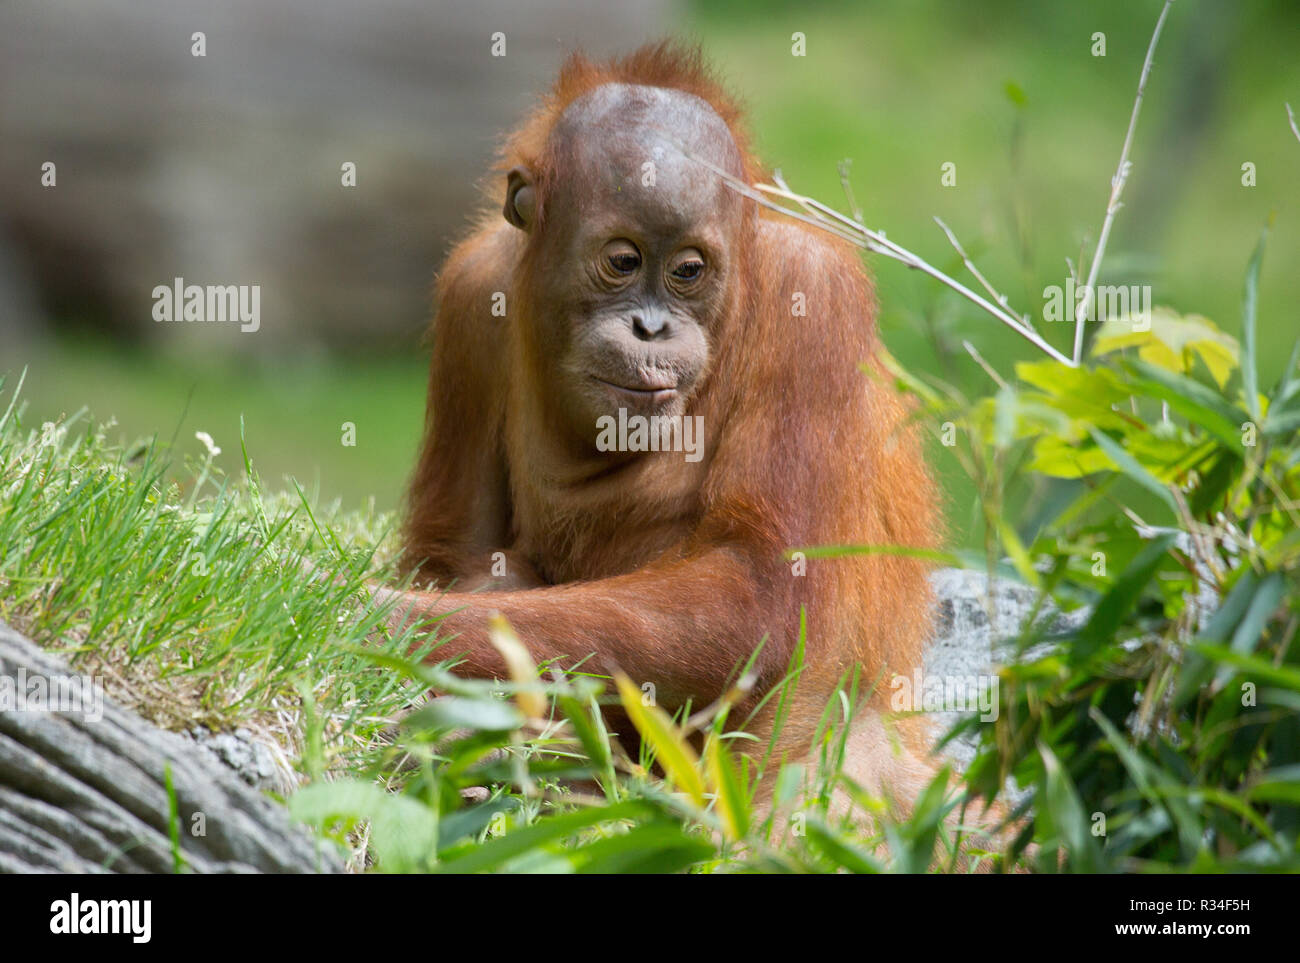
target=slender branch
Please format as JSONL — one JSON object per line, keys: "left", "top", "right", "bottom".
{"left": 725, "top": 171, "right": 1078, "bottom": 366}
{"left": 1072, "top": 0, "right": 1176, "bottom": 363}
{"left": 837, "top": 159, "right": 865, "bottom": 224}
{"left": 963, "top": 340, "right": 1009, "bottom": 390}
{"left": 677, "top": 1, "right": 1175, "bottom": 372}
{"left": 934, "top": 216, "right": 1033, "bottom": 333}
{"left": 1288, "top": 103, "right": 1300, "bottom": 145}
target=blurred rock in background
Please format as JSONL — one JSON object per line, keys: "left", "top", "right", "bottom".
{"left": 0, "top": 0, "right": 670, "bottom": 353}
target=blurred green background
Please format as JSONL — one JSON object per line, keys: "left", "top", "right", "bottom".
{"left": 5, "top": 0, "right": 1298, "bottom": 549}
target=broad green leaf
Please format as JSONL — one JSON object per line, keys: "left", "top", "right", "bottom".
{"left": 290, "top": 780, "right": 439, "bottom": 872}
{"left": 1016, "top": 359, "right": 1131, "bottom": 415}
{"left": 404, "top": 695, "right": 524, "bottom": 733}
{"left": 1026, "top": 434, "right": 1113, "bottom": 478}
{"left": 1093, "top": 308, "right": 1239, "bottom": 388}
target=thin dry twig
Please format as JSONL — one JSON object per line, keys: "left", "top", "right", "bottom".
{"left": 1072, "top": 0, "right": 1176, "bottom": 362}
{"left": 962, "top": 340, "right": 1009, "bottom": 390}
{"left": 690, "top": 0, "right": 1177, "bottom": 372}
{"left": 1288, "top": 103, "right": 1300, "bottom": 145}
{"left": 837, "top": 159, "right": 865, "bottom": 224}
{"left": 935, "top": 216, "right": 1031, "bottom": 332}
{"left": 698, "top": 160, "right": 1079, "bottom": 365}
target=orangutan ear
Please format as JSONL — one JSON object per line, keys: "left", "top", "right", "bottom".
{"left": 503, "top": 166, "right": 536, "bottom": 230}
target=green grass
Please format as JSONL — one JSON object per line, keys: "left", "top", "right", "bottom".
{"left": 9, "top": 340, "right": 427, "bottom": 512}
{"left": 0, "top": 389, "right": 417, "bottom": 749}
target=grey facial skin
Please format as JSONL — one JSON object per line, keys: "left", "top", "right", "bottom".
{"left": 505, "top": 84, "right": 748, "bottom": 440}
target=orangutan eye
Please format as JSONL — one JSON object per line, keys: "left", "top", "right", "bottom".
{"left": 669, "top": 248, "right": 705, "bottom": 283}
{"left": 672, "top": 259, "right": 704, "bottom": 281}
{"left": 610, "top": 252, "right": 641, "bottom": 274}
{"left": 602, "top": 240, "right": 642, "bottom": 277}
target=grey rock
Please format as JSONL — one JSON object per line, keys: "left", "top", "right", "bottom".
{"left": 185, "top": 726, "right": 288, "bottom": 795}
{"left": 922, "top": 568, "right": 1089, "bottom": 768}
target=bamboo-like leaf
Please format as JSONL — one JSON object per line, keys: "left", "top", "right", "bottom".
{"left": 997, "top": 518, "right": 1040, "bottom": 588}
{"left": 1246, "top": 766, "right": 1300, "bottom": 804}
{"left": 433, "top": 800, "right": 657, "bottom": 874}
{"left": 487, "top": 612, "right": 547, "bottom": 719}
{"left": 1262, "top": 403, "right": 1300, "bottom": 438}
{"left": 1037, "top": 741, "right": 1103, "bottom": 873}
{"left": 573, "top": 823, "right": 713, "bottom": 874}
{"left": 1089, "top": 709, "right": 1200, "bottom": 855}
{"left": 1241, "top": 225, "right": 1268, "bottom": 421}
{"left": 1087, "top": 426, "right": 1177, "bottom": 514}
{"left": 1122, "top": 359, "right": 1248, "bottom": 448}
{"left": 615, "top": 673, "right": 707, "bottom": 807}
{"left": 1074, "top": 532, "right": 1176, "bottom": 663}
{"left": 803, "top": 818, "right": 882, "bottom": 873}
{"left": 557, "top": 692, "right": 613, "bottom": 779}
{"left": 705, "top": 735, "right": 750, "bottom": 841}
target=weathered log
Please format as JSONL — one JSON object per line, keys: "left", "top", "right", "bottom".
{"left": 0, "top": 622, "right": 340, "bottom": 873}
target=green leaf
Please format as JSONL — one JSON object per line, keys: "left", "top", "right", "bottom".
{"left": 557, "top": 692, "right": 613, "bottom": 779}
{"left": 1087, "top": 427, "right": 1177, "bottom": 515}
{"left": 1270, "top": 334, "right": 1300, "bottom": 403}
{"left": 403, "top": 695, "right": 524, "bottom": 733}
{"left": 1175, "top": 570, "right": 1262, "bottom": 705}
{"left": 1190, "top": 644, "right": 1300, "bottom": 691}
{"left": 1037, "top": 741, "right": 1104, "bottom": 873}
{"left": 615, "top": 673, "right": 707, "bottom": 807}
{"left": 1088, "top": 709, "right": 1200, "bottom": 856}
{"left": 705, "top": 735, "right": 751, "bottom": 841}
{"left": 436, "top": 798, "right": 519, "bottom": 849}
{"left": 433, "top": 800, "right": 657, "bottom": 874}
{"left": 1263, "top": 403, "right": 1300, "bottom": 439}
{"left": 290, "top": 780, "right": 439, "bottom": 872}
{"left": 1092, "top": 309, "right": 1239, "bottom": 388}
{"left": 1241, "top": 225, "right": 1268, "bottom": 421}
{"left": 1121, "top": 359, "right": 1248, "bottom": 449}
{"left": 993, "top": 384, "right": 1018, "bottom": 450}
{"left": 1073, "top": 532, "right": 1176, "bottom": 664}
{"left": 803, "top": 818, "right": 883, "bottom": 873}
{"left": 1246, "top": 766, "right": 1300, "bottom": 804}
{"left": 573, "top": 823, "right": 713, "bottom": 874}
